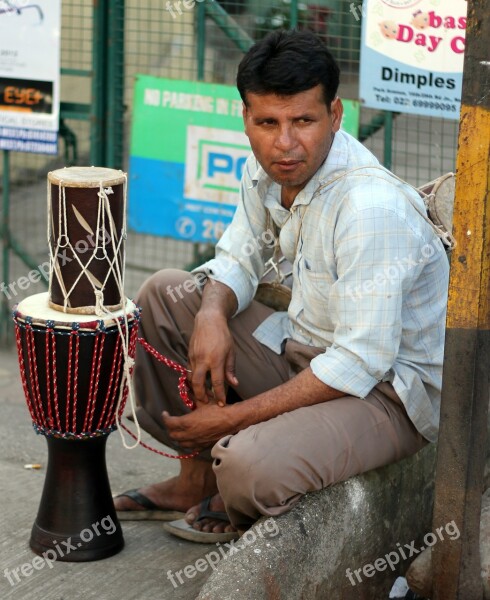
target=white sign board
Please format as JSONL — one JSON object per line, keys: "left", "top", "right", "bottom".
{"left": 0, "top": 0, "right": 61, "bottom": 153}
{"left": 359, "top": 0, "right": 467, "bottom": 119}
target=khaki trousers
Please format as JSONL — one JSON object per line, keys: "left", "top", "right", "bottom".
{"left": 134, "top": 269, "right": 427, "bottom": 529}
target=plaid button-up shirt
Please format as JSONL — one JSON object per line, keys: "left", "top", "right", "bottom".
{"left": 195, "top": 131, "right": 449, "bottom": 442}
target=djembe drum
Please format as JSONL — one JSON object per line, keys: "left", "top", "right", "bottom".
{"left": 14, "top": 167, "right": 137, "bottom": 561}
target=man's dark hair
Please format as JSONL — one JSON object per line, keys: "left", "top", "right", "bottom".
{"left": 237, "top": 29, "right": 340, "bottom": 108}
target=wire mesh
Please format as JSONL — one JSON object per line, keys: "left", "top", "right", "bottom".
{"left": 2, "top": 1, "right": 94, "bottom": 323}
{"left": 1, "top": 0, "right": 460, "bottom": 312}
{"left": 122, "top": 0, "right": 198, "bottom": 295}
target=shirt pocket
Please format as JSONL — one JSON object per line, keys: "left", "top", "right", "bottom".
{"left": 298, "top": 259, "right": 334, "bottom": 330}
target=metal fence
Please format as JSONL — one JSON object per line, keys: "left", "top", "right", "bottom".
{"left": 0, "top": 0, "right": 459, "bottom": 341}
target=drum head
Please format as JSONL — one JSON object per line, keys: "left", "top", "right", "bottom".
{"left": 427, "top": 174, "right": 455, "bottom": 235}
{"left": 48, "top": 167, "right": 126, "bottom": 188}
{"left": 16, "top": 292, "right": 136, "bottom": 328}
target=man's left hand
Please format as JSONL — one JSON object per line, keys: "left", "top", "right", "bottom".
{"left": 162, "top": 403, "right": 239, "bottom": 450}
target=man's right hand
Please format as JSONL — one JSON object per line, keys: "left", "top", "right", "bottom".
{"left": 187, "top": 279, "right": 239, "bottom": 406}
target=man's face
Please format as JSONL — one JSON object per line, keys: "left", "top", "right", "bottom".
{"left": 243, "top": 85, "right": 343, "bottom": 203}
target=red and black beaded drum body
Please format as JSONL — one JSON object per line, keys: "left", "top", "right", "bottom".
{"left": 14, "top": 166, "right": 135, "bottom": 562}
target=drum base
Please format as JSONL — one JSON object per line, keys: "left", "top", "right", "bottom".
{"left": 30, "top": 435, "right": 124, "bottom": 562}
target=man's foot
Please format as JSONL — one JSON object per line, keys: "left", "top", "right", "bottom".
{"left": 113, "top": 459, "right": 218, "bottom": 518}
{"left": 114, "top": 488, "right": 186, "bottom": 521}
{"left": 184, "top": 493, "right": 236, "bottom": 534}
{"left": 114, "top": 477, "right": 215, "bottom": 514}
{"left": 162, "top": 494, "right": 239, "bottom": 543}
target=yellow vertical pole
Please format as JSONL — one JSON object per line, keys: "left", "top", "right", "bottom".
{"left": 432, "top": 0, "right": 490, "bottom": 598}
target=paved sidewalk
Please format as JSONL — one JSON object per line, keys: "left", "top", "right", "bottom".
{"left": 0, "top": 346, "right": 218, "bottom": 600}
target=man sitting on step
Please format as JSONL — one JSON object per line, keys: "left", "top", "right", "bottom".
{"left": 114, "top": 29, "right": 449, "bottom": 543}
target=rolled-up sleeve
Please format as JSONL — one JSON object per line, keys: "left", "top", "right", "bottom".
{"left": 311, "top": 345, "right": 380, "bottom": 398}
{"left": 192, "top": 155, "right": 274, "bottom": 316}
{"left": 310, "top": 198, "right": 430, "bottom": 398}
{"left": 192, "top": 255, "right": 256, "bottom": 315}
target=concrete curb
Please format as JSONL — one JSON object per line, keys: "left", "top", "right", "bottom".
{"left": 197, "top": 444, "right": 436, "bottom": 600}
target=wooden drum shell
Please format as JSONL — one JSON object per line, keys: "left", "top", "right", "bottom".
{"left": 48, "top": 167, "right": 126, "bottom": 314}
